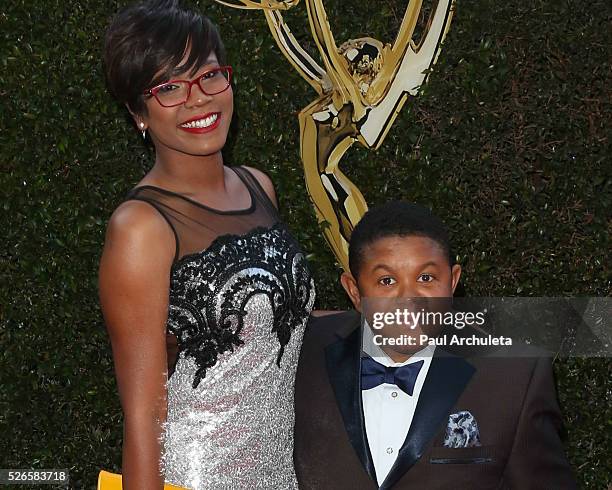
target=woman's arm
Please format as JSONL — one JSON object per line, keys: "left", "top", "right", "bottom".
{"left": 99, "top": 201, "right": 176, "bottom": 490}
{"left": 311, "top": 310, "right": 342, "bottom": 317}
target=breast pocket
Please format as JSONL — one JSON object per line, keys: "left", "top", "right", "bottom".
{"left": 428, "top": 445, "right": 500, "bottom": 465}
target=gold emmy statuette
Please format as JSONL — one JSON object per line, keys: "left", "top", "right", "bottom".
{"left": 216, "top": 0, "right": 455, "bottom": 271}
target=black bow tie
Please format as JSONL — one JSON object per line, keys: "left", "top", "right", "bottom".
{"left": 361, "top": 356, "right": 424, "bottom": 396}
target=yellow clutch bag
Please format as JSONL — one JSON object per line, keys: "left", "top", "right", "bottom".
{"left": 97, "top": 470, "right": 189, "bottom": 490}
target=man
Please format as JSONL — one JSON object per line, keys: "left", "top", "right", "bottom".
{"left": 294, "top": 201, "right": 576, "bottom": 489}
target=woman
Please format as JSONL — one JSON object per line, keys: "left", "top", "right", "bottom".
{"left": 99, "top": 1, "right": 316, "bottom": 488}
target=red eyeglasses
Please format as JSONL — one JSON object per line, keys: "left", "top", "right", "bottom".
{"left": 144, "top": 66, "right": 233, "bottom": 107}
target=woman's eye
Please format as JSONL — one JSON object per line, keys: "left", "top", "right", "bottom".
{"left": 157, "top": 83, "right": 179, "bottom": 93}
{"left": 379, "top": 276, "right": 396, "bottom": 286}
{"left": 201, "top": 70, "right": 218, "bottom": 80}
{"left": 418, "top": 273, "right": 434, "bottom": 283}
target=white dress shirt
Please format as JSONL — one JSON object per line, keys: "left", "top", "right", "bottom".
{"left": 361, "top": 322, "right": 436, "bottom": 486}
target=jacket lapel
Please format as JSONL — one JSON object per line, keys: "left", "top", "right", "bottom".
{"left": 325, "top": 312, "right": 377, "bottom": 483}
{"left": 380, "top": 350, "right": 475, "bottom": 489}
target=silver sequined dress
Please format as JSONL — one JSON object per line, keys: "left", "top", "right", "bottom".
{"left": 125, "top": 166, "right": 316, "bottom": 489}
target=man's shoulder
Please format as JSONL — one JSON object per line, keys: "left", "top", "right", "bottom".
{"left": 303, "top": 310, "right": 361, "bottom": 347}
{"left": 455, "top": 339, "right": 553, "bottom": 399}
{"left": 434, "top": 327, "right": 555, "bottom": 396}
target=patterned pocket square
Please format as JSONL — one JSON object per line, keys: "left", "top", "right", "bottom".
{"left": 443, "top": 410, "right": 482, "bottom": 448}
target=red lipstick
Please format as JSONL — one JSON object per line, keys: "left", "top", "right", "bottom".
{"left": 178, "top": 112, "right": 221, "bottom": 134}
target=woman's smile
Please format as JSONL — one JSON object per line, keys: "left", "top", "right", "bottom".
{"left": 178, "top": 112, "right": 221, "bottom": 133}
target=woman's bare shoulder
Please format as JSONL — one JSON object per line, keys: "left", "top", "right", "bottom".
{"left": 240, "top": 165, "right": 279, "bottom": 209}
{"left": 102, "top": 200, "right": 175, "bottom": 267}
{"left": 107, "top": 200, "right": 172, "bottom": 242}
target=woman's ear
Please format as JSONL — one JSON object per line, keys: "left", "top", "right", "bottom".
{"left": 450, "top": 264, "right": 462, "bottom": 293}
{"left": 125, "top": 104, "right": 148, "bottom": 138}
{"left": 125, "top": 103, "right": 146, "bottom": 129}
{"left": 340, "top": 271, "right": 362, "bottom": 312}
{"left": 125, "top": 103, "right": 137, "bottom": 120}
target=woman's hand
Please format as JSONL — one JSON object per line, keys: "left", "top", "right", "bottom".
{"left": 99, "top": 200, "right": 176, "bottom": 490}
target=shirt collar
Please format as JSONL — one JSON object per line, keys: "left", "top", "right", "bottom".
{"left": 361, "top": 318, "right": 436, "bottom": 367}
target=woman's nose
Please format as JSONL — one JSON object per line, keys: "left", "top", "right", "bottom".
{"left": 184, "top": 82, "right": 213, "bottom": 108}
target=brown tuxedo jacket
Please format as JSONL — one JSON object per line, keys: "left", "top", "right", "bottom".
{"left": 293, "top": 311, "right": 576, "bottom": 489}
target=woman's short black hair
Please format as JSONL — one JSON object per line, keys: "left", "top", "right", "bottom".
{"left": 104, "top": 0, "right": 226, "bottom": 115}
{"left": 348, "top": 201, "right": 454, "bottom": 278}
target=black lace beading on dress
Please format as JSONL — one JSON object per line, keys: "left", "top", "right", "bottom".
{"left": 124, "top": 165, "right": 315, "bottom": 388}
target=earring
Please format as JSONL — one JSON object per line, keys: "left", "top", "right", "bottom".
{"left": 139, "top": 122, "right": 146, "bottom": 140}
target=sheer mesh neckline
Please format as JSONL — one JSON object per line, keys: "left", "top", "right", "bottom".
{"left": 130, "top": 166, "right": 256, "bottom": 215}
{"left": 124, "top": 165, "right": 280, "bottom": 265}
{"left": 170, "top": 221, "right": 286, "bottom": 271}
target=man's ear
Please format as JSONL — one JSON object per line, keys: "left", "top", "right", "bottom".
{"left": 450, "top": 264, "right": 462, "bottom": 294}
{"left": 340, "top": 271, "right": 362, "bottom": 312}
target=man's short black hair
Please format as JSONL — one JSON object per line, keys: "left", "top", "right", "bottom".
{"left": 104, "top": 0, "right": 226, "bottom": 115}
{"left": 348, "top": 201, "right": 454, "bottom": 278}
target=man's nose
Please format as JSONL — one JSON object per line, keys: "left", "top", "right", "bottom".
{"left": 397, "top": 283, "right": 423, "bottom": 299}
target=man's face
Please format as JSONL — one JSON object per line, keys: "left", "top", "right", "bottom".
{"left": 341, "top": 235, "right": 461, "bottom": 359}
{"left": 354, "top": 235, "right": 459, "bottom": 299}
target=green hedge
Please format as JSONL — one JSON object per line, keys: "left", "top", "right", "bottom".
{"left": 1, "top": 0, "right": 610, "bottom": 487}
